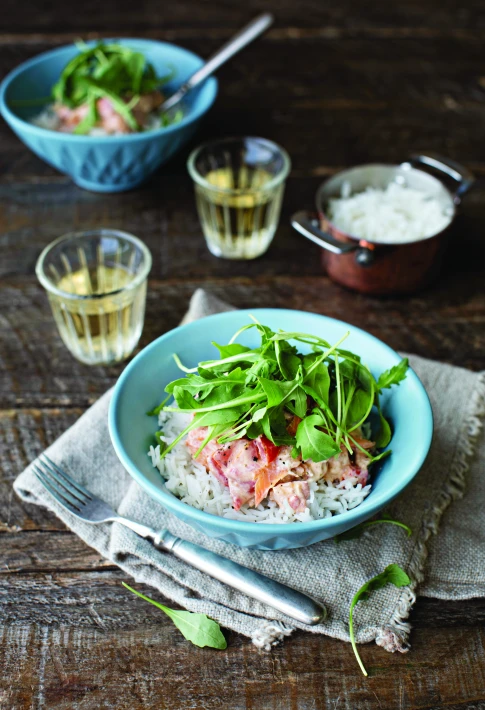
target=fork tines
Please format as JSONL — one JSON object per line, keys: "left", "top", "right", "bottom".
{"left": 33, "top": 454, "right": 91, "bottom": 515}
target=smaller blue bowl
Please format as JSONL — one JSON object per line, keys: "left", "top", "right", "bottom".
{"left": 109, "top": 309, "right": 433, "bottom": 550}
{"left": 0, "top": 39, "right": 217, "bottom": 192}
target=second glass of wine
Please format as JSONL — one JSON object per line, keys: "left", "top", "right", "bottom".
{"left": 35, "top": 230, "right": 151, "bottom": 366}
{"left": 187, "top": 137, "right": 291, "bottom": 259}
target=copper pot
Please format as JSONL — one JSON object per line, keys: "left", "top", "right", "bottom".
{"left": 291, "top": 154, "right": 474, "bottom": 295}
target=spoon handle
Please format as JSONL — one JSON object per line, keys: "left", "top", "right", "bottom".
{"left": 162, "top": 13, "right": 273, "bottom": 111}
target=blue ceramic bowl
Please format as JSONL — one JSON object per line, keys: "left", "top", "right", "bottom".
{"left": 109, "top": 309, "right": 433, "bottom": 550}
{"left": 0, "top": 39, "right": 217, "bottom": 192}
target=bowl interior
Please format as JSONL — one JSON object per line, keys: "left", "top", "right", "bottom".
{"left": 1, "top": 38, "right": 216, "bottom": 131}
{"left": 109, "top": 309, "right": 433, "bottom": 533}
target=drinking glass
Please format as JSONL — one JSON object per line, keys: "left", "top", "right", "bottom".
{"left": 36, "top": 230, "right": 152, "bottom": 365}
{"left": 187, "top": 137, "right": 291, "bottom": 259}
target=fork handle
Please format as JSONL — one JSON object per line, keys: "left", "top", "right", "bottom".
{"left": 156, "top": 530, "right": 325, "bottom": 626}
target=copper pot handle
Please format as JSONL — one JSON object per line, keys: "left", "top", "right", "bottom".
{"left": 291, "top": 211, "right": 375, "bottom": 266}
{"left": 408, "top": 154, "right": 475, "bottom": 204}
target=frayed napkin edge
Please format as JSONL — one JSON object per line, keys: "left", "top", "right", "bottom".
{"left": 11, "top": 283, "right": 485, "bottom": 654}
{"left": 375, "top": 371, "right": 485, "bottom": 653}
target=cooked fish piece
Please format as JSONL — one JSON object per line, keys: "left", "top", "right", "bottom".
{"left": 271, "top": 480, "right": 310, "bottom": 513}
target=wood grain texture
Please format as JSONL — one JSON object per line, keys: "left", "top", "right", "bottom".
{"left": 1, "top": 0, "right": 485, "bottom": 706}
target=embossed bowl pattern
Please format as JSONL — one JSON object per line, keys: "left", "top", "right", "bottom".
{"left": 0, "top": 39, "right": 218, "bottom": 192}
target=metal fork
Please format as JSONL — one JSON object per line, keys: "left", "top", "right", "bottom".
{"left": 33, "top": 455, "right": 326, "bottom": 626}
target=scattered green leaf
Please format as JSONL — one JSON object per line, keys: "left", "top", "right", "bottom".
{"left": 349, "top": 564, "right": 411, "bottom": 676}
{"left": 335, "top": 516, "right": 412, "bottom": 542}
{"left": 123, "top": 583, "right": 227, "bottom": 649}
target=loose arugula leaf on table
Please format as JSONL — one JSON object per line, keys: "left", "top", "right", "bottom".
{"left": 123, "top": 583, "right": 227, "bottom": 649}
{"left": 349, "top": 564, "right": 411, "bottom": 676}
{"left": 334, "top": 515, "right": 412, "bottom": 543}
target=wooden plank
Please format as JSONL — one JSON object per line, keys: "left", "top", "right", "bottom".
{"left": 1, "top": 266, "right": 484, "bottom": 413}
{"left": 1, "top": 0, "right": 485, "bottom": 705}
{"left": 0, "top": 578, "right": 484, "bottom": 710}
{"left": 0, "top": 409, "right": 84, "bottom": 531}
{"left": 0, "top": 532, "right": 113, "bottom": 572}
{"left": 1, "top": 31, "right": 485, "bottom": 182}
{"left": 0, "top": 0, "right": 484, "bottom": 35}
{"left": 1, "top": 174, "right": 485, "bottom": 279}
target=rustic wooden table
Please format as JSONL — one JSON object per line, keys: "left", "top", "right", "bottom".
{"left": 1, "top": 1, "right": 485, "bottom": 708}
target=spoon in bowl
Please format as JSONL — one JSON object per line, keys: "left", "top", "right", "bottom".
{"left": 161, "top": 13, "right": 274, "bottom": 114}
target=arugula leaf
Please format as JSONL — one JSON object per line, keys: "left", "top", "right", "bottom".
{"left": 349, "top": 565, "right": 411, "bottom": 676}
{"left": 154, "top": 323, "right": 406, "bottom": 479}
{"left": 212, "top": 342, "right": 251, "bottom": 359}
{"left": 335, "top": 516, "right": 412, "bottom": 543}
{"left": 374, "top": 408, "right": 392, "bottom": 448}
{"left": 193, "top": 423, "right": 228, "bottom": 458}
{"left": 296, "top": 413, "right": 341, "bottom": 462}
{"left": 161, "top": 407, "right": 244, "bottom": 458}
{"left": 369, "top": 449, "right": 392, "bottom": 464}
{"left": 269, "top": 406, "right": 291, "bottom": 437}
{"left": 286, "top": 386, "right": 307, "bottom": 419}
{"left": 357, "top": 366, "right": 375, "bottom": 393}
{"left": 154, "top": 431, "right": 167, "bottom": 457}
{"left": 346, "top": 388, "right": 372, "bottom": 429}
{"left": 377, "top": 358, "right": 409, "bottom": 391}
{"left": 172, "top": 386, "right": 200, "bottom": 410}
{"left": 123, "top": 583, "right": 227, "bottom": 649}
{"left": 261, "top": 411, "right": 275, "bottom": 443}
{"left": 258, "top": 378, "right": 295, "bottom": 408}
{"left": 50, "top": 42, "right": 177, "bottom": 133}
{"left": 73, "top": 95, "right": 98, "bottom": 134}
{"left": 146, "top": 393, "right": 171, "bottom": 416}
{"left": 303, "top": 354, "right": 330, "bottom": 405}
{"left": 275, "top": 340, "right": 301, "bottom": 380}
{"left": 339, "top": 359, "right": 356, "bottom": 380}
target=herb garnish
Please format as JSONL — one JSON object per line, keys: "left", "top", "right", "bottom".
{"left": 349, "top": 564, "right": 411, "bottom": 676}
{"left": 149, "top": 320, "right": 409, "bottom": 466}
{"left": 123, "top": 583, "right": 227, "bottom": 649}
{"left": 51, "top": 41, "right": 176, "bottom": 134}
{"left": 335, "top": 515, "right": 412, "bottom": 543}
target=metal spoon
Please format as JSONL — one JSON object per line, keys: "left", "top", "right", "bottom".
{"left": 161, "top": 13, "right": 274, "bottom": 114}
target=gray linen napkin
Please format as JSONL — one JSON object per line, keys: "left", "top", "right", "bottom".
{"left": 14, "top": 289, "right": 485, "bottom": 652}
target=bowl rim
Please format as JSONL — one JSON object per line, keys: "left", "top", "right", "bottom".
{"left": 109, "top": 308, "right": 434, "bottom": 533}
{"left": 0, "top": 37, "right": 218, "bottom": 143}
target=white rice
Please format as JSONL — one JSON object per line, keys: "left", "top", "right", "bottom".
{"left": 31, "top": 107, "right": 60, "bottom": 132}
{"left": 147, "top": 411, "right": 371, "bottom": 524}
{"left": 327, "top": 181, "right": 452, "bottom": 244}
